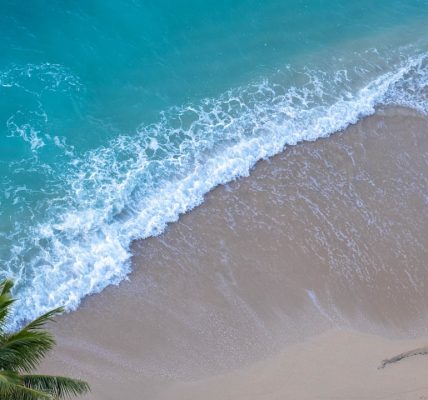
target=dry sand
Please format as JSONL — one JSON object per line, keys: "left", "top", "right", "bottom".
{"left": 41, "top": 106, "right": 428, "bottom": 399}
{"left": 158, "top": 330, "right": 428, "bottom": 400}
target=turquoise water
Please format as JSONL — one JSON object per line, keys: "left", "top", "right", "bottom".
{"left": 1, "top": 0, "right": 428, "bottom": 327}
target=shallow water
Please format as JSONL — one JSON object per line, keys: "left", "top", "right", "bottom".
{"left": 1, "top": 1, "right": 428, "bottom": 326}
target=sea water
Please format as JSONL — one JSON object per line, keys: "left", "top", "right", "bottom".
{"left": 0, "top": 0, "right": 427, "bottom": 327}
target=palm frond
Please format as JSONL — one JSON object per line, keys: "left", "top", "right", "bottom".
{"left": 0, "top": 279, "right": 15, "bottom": 329}
{"left": 22, "top": 308, "right": 64, "bottom": 332}
{"left": 1, "top": 279, "right": 14, "bottom": 297}
{"left": 0, "top": 370, "right": 52, "bottom": 400}
{"left": 0, "top": 369, "right": 22, "bottom": 385}
{"left": 23, "top": 375, "right": 90, "bottom": 399}
{"left": 0, "top": 280, "right": 90, "bottom": 398}
{"left": 0, "top": 329, "right": 55, "bottom": 372}
{"left": 0, "top": 308, "right": 64, "bottom": 372}
{"left": 0, "top": 383, "right": 53, "bottom": 400}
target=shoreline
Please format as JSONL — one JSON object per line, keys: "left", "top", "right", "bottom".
{"left": 8, "top": 50, "right": 428, "bottom": 330}
{"left": 40, "top": 106, "right": 428, "bottom": 399}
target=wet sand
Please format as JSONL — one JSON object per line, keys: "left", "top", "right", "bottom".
{"left": 41, "top": 106, "right": 428, "bottom": 399}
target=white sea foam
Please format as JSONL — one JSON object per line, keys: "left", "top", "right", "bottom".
{"left": 0, "top": 63, "right": 82, "bottom": 93}
{"left": 5, "top": 52, "right": 428, "bottom": 328}
{"left": 2, "top": 63, "right": 82, "bottom": 152}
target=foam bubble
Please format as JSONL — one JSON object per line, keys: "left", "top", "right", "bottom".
{"left": 383, "top": 56, "right": 428, "bottom": 113}
{"left": 0, "top": 63, "right": 82, "bottom": 94}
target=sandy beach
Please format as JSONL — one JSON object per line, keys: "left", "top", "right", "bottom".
{"left": 40, "top": 106, "right": 428, "bottom": 399}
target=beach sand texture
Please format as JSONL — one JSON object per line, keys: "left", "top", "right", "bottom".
{"left": 41, "top": 107, "right": 428, "bottom": 399}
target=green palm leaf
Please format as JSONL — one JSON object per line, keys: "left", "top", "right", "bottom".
{"left": 0, "top": 308, "right": 63, "bottom": 372}
{"left": 0, "top": 279, "right": 90, "bottom": 399}
{"left": 23, "top": 375, "right": 90, "bottom": 399}
{"left": 0, "top": 370, "right": 52, "bottom": 400}
{"left": 0, "top": 279, "right": 15, "bottom": 330}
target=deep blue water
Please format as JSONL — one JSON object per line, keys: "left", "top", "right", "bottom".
{"left": 0, "top": 0, "right": 427, "bottom": 326}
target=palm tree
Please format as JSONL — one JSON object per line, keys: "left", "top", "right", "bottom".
{"left": 0, "top": 279, "right": 90, "bottom": 399}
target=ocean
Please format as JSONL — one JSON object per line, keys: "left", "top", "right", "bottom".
{"left": 1, "top": 0, "right": 427, "bottom": 328}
